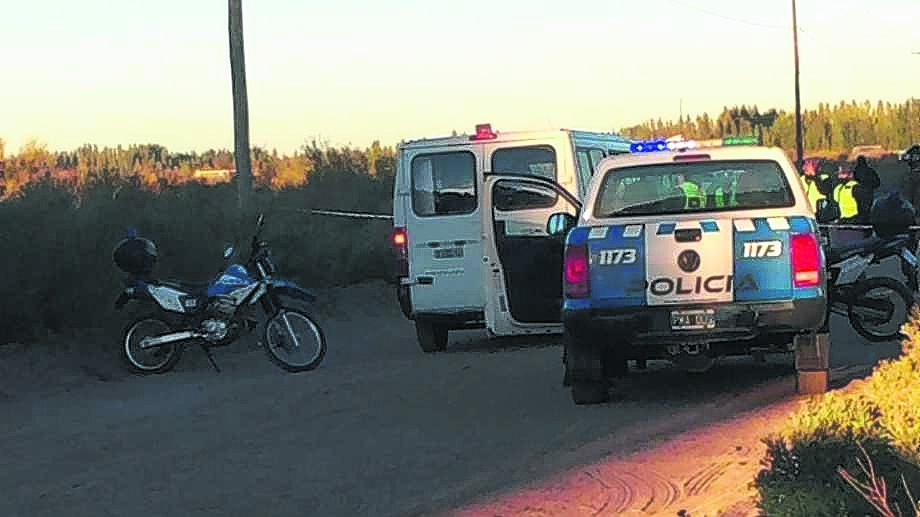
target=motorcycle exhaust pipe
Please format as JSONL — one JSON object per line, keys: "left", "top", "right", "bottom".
{"left": 140, "top": 331, "right": 204, "bottom": 349}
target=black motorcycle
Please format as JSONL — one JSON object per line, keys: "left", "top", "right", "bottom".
{"left": 823, "top": 229, "right": 918, "bottom": 342}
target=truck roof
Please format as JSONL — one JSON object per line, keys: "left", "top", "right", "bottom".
{"left": 595, "top": 144, "right": 793, "bottom": 170}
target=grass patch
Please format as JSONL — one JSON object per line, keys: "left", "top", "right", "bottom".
{"left": 754, "top": 309, "right": 920, "bottom": 516}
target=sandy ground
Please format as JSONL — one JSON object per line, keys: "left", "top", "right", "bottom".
{"left": 0, "top": 279, "right": 905, "bottom": 517}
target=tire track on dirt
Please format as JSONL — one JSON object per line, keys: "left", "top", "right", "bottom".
{"left": 578, "top": 468, "right": 682, "bottom": 515}
{"left": 682, "top": 445, "right": 752, "bottom": 498}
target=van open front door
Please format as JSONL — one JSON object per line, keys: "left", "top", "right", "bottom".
{"left": 480, "top": 173, "right": 582, "bottom": 336}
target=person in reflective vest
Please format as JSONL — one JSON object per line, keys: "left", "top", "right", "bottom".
{"left": 800, "top": 158, "right": 833, "bottom": 211}
{"left": 832, "top": 165, "right": 859, "bottom": 220}
{"left": 676, "top": 173, "right": 706, "bottom": 209}
{"left": 711, "top": 172, "right": 734, "bottom": 208}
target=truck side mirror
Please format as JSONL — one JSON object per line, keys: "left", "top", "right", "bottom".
{"left": 546, "top": 212, "right": 577, "bottom": 236}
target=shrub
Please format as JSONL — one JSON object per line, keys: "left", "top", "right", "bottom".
{"left": 0, "top": 172, "right": 395, "bottom": 345}
{"left": 754, "top": 309, "right": 920, "bottom": 516}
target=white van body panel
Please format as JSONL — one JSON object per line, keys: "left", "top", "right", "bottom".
{"left": 392, "top": 126, "right": 633, "bottom": 339}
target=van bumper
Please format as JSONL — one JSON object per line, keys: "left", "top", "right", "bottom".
{"left": 396, "top": 284, "right": 485, "bottom": 329}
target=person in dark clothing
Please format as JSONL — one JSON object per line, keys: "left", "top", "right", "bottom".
{"left": 899, "top": 145, "right": 920, "bottom": 250}
{"left": 901, "top": 145, "right": 920, "bottom": 210}
{"left": 852, "top": 155, "right": 881, "bottom": 225}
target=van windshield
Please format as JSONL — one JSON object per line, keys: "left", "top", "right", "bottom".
{"left": 491, "top": 145, "right": 557, "bottom": 180}
{"left": 593, "top": 159, "right": 795, "bottom": 218}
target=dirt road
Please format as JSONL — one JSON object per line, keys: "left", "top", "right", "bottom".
{"left": 0, "top": 281, "right": 904, "bottom": 517}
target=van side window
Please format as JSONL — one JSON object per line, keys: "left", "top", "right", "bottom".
{"left": 411, "top": 151, "right": 477, "bottom": 217}
{"left": 575, "top": 148, "right": 592, "bottom": 191}
{"left": 588, "top": 149, "right": 605, "bottom": 170}
{"left": 491, "top": 145, "right": 557, "bottom": 180}
{"left": 493, "top": 180, "right": 558, "bottom": 211}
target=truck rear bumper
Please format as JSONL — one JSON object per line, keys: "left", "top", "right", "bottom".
{"left": 563, "top": 298, "right": 826, "bottom": 353}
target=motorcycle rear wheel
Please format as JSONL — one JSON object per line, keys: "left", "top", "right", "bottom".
{"left": 122, "top": 316, "right": 183, "bottom": 374}
{"left": 847, "top": 277, "right": 912, "bottom": 342}
{"left": 263, "top": 308, "right": 327, "bottom": 372}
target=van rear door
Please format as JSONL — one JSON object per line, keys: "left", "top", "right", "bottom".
{"left": 403, "top": 145, "right": 485, "bottom": 317}
{"left": 480, "top": 174, "right": 581, "bottom": 336}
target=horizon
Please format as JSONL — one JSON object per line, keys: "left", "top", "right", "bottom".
{"left": 2, "top": 0, "right": 918, "bottom": 155}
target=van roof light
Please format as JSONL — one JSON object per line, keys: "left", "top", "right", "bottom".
{"left": 470, "top": 123, "right": 498, "bottom": 141}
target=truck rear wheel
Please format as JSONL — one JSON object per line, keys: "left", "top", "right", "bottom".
{"left": 416, "top": 320, "right": 448, "bottom": 353}
{"left": 565, "top": 331, "right": 609, "bottom": 405}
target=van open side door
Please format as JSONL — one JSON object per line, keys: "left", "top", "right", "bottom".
{"left": 480, "top": 173, "right": 582, "bottom": 336}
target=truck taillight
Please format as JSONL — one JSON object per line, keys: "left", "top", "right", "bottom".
{"left": 391, "top": 226, "right": 408, "bottom": 278}
{"left": 564, "top": 243, "right": 590, "bottom": 298}
{"left": 791, "top": 233, "right": 821, "bottom": 288}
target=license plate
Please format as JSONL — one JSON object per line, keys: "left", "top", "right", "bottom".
{"left": 434, "top": 247, "right": 463, "bottom": 259}
{"left": 670, "top": 309, "right": 716, "bottom": 330}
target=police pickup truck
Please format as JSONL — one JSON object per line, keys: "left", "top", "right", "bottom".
{"left": 547, "top": 137, "right": 838, "bottom": 404}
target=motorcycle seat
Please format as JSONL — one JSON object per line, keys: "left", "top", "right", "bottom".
{"left": 826, "top": 234, "right": 907, "bottom": 264}
{"left": 158, "top": 280, "right": 212, "bottom": 296}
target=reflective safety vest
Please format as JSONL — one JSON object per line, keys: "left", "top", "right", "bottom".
{"left": 713, "top": 186, "right": 736, "bottom": 207}
{"left": 801, "top": 174, "right": 828, "bottom": 211}
{"left": 833, "top": 180, "right": 859, "bottom": 219}
{"left": 681, "top": 181, "right": 707, "bottom": 209}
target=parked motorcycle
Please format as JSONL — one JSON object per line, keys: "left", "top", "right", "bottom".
{"left": 825, "top": 230, "right": 917, "bottom": 342}
{"left": 112, "top": 214, "right": 327, "bottom": 374}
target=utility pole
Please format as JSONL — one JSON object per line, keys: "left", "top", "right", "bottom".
{"left": 229, "top": 0, "right": 252, "bottom": 214}
{"left": 910, "top": 53, "right": 919, "bottom": 144}
{"left": 791, "top": 0, "right": 804, "bottom": 169}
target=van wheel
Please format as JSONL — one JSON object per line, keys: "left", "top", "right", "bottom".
{"left": 416, "top": 321, "right": 448, "bottom": 353}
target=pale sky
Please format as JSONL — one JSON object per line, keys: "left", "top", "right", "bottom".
{"left": 1, "top": 0, "right": 918, "bottom": 155}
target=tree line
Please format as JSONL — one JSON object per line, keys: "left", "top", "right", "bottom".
{"left": 619, "top": 97, "right": 920, "bottom": 154}
{"left": 0, "top": 96, "right": 917, "bottom": 197}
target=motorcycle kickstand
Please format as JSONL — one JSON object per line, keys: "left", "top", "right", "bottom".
{"left": 199, "top": 343, "right": 221, "bottom": 373}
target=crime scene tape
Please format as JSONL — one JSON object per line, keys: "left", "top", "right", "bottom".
{"left": 307, "top": 211, "right": 920, "bottom": 230}
{"left": 820, "top": 224, "right": 920, "bottom": 231}
{"left": 310, "top": 209, "right": 393, "bottom": 220}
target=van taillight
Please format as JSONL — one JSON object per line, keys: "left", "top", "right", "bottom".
{"left": 564, "top": 243, "right": 590, "bottom": 298}
{"left": 790, "top": 233, "right": 820, "bottom": 288}
{"left": 391, "top": 226, "right": 409, "bottom": 278}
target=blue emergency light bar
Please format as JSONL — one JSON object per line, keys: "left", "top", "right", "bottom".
{"left": 629, "top": 135, "right": 759, "bottom": 153}
{"left": 629, "top": 140, "right": 669, "bottom": 153}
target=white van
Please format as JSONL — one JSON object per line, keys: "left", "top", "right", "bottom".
{"left": 390, "top": 123, "right": 634, "bottom": 352}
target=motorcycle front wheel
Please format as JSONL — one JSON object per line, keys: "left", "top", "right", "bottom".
{"left": 263, "top": 309, "right": 327, "bottom": 372}
{"left": 847, "top": 277, "right": 913, "bottom": 342}
{"left": 122, "top": 316, "right": 183, "bottom": 374}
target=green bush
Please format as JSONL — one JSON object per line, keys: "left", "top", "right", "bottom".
{"left": 754, "top": 310, "right": 920, "bottom": 516}
{"left": 0, "top": 173, "right": 395, "bottom": 345}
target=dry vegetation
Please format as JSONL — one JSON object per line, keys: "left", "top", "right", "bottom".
{"left": 754, "top": 309, "right": 920, "bottom": 516}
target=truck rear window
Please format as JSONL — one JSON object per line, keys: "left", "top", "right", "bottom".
{"left": 593, "top": 159, "right": 795, "bottom": 218}
{"left": 411, "top": 151, "right": 477, "bottom": 217}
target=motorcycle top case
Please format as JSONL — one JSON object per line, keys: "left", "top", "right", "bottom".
{"left": 113, "top": 236, "right": 158, "bottom": 275}
{"left": 870, "top": 191, "right": 916, "bottom": 238}
{"left": 568, "top": 215, "right": 820, "bottom": 310}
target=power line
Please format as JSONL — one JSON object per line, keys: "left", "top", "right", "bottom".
{"left": 661, "top": 0, "right": 800, "bottom": 31}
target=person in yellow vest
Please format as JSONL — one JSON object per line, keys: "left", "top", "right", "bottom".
{"left": 710, "top": 172, "right": 733, "bottom": 208}
{"left": 832, "top": 165, "right": 860, "bottom": 221}
{"left": 675, "top": 173, "right": 706, "bottom": 209}
{"left": 800, "top": 158, "right": 833, "bottom": 212}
